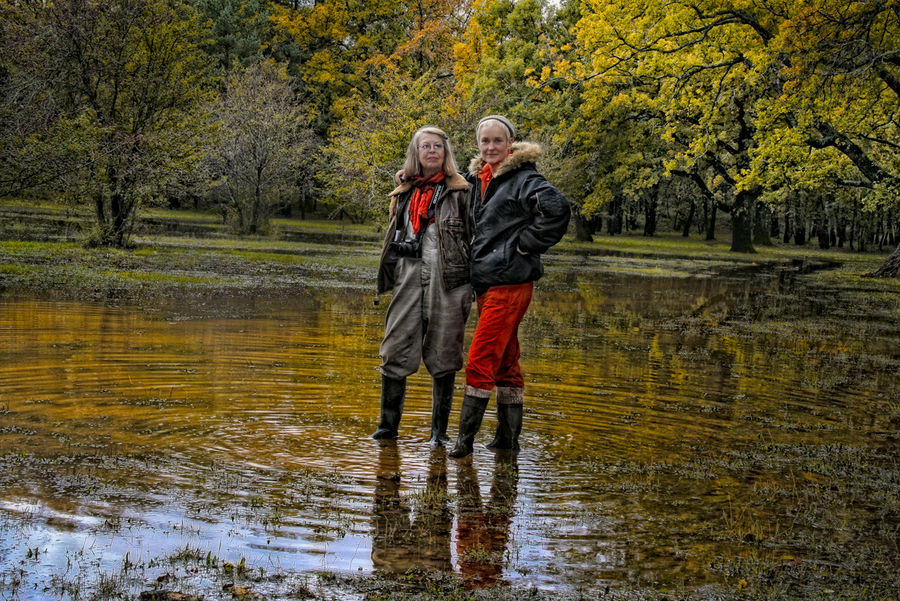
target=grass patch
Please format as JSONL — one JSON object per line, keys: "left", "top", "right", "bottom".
{"left": 561, "top": 231, "right": 891, "bottom": 273}
{"left": 3, "top": 225, "right": 893, "bottom": 304}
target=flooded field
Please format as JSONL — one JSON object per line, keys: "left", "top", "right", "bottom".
{"left": 1, "top": 265, "right": 898, "bottom": 599}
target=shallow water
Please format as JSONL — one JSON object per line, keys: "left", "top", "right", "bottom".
{"left": 1, "top": 269, "right": 897, "bottom": 597}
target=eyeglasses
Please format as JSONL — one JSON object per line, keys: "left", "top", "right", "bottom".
{"left": 419, "top": 143, "right": 444, "bottom": 151}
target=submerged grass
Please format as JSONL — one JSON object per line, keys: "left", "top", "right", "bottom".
{"left": 0, "top": 234, "right": 380, "bottom": 301}
{"left": 1, "top": 205, "right": 897, "bottom": 601}
{"left": 1, "top": 211, "right": 896, "bottom": 304}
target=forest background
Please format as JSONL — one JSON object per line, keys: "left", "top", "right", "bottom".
{"left": 1, "top": 0, "right": 899, "bottom": 275}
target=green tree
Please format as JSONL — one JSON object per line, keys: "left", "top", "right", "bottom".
{"left": 205, "top": 60, "right": 314, "bottom": 234}
{"left": 749, "top": 0, "right": 900, "bottom": 274}
{"left": 270, "top": 0, "right": 475, "bottom": 221}
{"left": 454, "top": 0, "right": 588, "bottom": 231}
{"left": 270, "top": 0, "right": 472, "bottom": 130}
{"left": 191, "top": 0, "right": 271, "bottom": 73}
{"left": 567, "top": 0, "right": 792, "bottom": 252}
{"left": 322, "top": 72, "right": 471, "bottom": 223}
{"left": 0, "top": 0, "right": 215, "bottom": 247}
{"left": 563, "top": 0, "right": 899, "bottom": 258}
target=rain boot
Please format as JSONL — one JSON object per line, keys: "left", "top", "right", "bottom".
{"left": 430, "top": 372, "right": 455, "bottom": 446}
{"left": 371, "top": 375, "right": 406, "bottom": 439}
{"left": 486, "top": 403, "right": 523, "bottom": 452}
{"left": 448, "top": 395, "right": 489, "bottom": 459}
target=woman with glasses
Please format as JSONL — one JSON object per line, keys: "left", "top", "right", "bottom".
{"left": 373, "top": 126, "right": 473, "bottom": 446}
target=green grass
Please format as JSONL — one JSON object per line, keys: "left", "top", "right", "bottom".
{"left": 563, "top": 230, "right": 891, "bottom": 267}
{"left": 0, "top": 203, "right": 896, "bottom": 301}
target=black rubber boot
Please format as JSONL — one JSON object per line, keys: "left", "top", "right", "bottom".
{"left": 448, "top": 395, "right": 489, "bottom": 459}
{"left": 371, "top": 375, "right": 406, "bottom": 439}
{"left": 486, "top": 404, "right": 523, "bottom": 452}
{"left": 430, "top": 373, "right": 455, "bottom": 446}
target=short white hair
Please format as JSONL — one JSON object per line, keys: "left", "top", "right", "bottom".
{"left": 476, "top": 115, "right": 515, "bottom": 140}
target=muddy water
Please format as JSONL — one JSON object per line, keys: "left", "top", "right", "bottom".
{"left": 0, "top": 272, "right": 897, "bottom": 596}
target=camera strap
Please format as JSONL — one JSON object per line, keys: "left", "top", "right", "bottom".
{"left": 425, "top": 183, "right": 443, "bottom": 222}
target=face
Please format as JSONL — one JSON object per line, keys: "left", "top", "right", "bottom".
{"left": 416, "top": 132, "right": 445, "bottom": 176}
{"left": 477, "top": 121, "right": 513, "bottom": 169}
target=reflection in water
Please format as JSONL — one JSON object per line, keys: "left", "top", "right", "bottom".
{"left": 370, "top": 442, "right": 518, "bottom": 588}
{"left": 0, "top": 270, "right": 898, "bottom": 598}
{"left": 371, "top": 442, "right": 451, "bottom": 573}
{"left": 456, "top": 452, "right": 518, "bottom": 589}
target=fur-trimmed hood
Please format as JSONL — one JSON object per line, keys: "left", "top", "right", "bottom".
{"left": 467, "top": 141, "right": 542, "bottom": 179}
{"left": 388, "top": 171, "right": 469, "bottom": 218}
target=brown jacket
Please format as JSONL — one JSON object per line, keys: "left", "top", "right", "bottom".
{"left": 377, "top": 172, "right": 472, "bottom": 294}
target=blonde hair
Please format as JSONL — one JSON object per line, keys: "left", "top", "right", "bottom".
{"left": 402, "top": 126, "right": 459, "bottom": 178}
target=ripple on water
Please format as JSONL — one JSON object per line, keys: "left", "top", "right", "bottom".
{"left": 1, "top": 284, "right": 897, "bottom": 597}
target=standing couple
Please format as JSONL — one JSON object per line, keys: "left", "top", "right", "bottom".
{"left": 373, "top": 115, "right": 570, "bottom": 458}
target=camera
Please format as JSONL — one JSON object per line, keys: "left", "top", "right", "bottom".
{"left": 389, "top": 238, "right": 422, "bottom": 258}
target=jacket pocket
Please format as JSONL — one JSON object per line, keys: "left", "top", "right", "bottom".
{"left": 442, "top": 218, "right": 469, "bottom": 269}
{"left": 503, "top": 232, "right": 542, "bottom": 284}
{"left": 441, "top": 217, "right": 471, "bottom": 289}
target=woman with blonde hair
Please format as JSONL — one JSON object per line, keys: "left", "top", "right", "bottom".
{"left": 373, "top": 126, "right": 473, "bottom": 445}
{"left": 448, "top": 115, "right": 570, "bottom": 458}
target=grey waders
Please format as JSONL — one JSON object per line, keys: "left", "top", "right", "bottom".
{"left": 430, "top": 373, "right": 455, "bottom": 446}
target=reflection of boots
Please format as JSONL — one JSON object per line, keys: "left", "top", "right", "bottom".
{"left": 448, "top": 396, "right": 488, "bottom": 459}
{"left": 371, "top": 440, "right": 410, "bottom": 572}
{"left": 419, "top": 448, "right": 452, "bottom": 570}
{"left": 372, "top": 375, "right": 406, "bottom": 439}
{"left": 430, "top": 373, "right": 455, "bottom": 446}
{"left": 486, "top": 404, "right": 523, "bottom": 452}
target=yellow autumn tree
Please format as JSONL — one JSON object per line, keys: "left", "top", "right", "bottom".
{"left": 560, "top": 0, "right": 899, "bottom": 256}
{"left": 270, "top": 0, "right": 474, "bottom": 220}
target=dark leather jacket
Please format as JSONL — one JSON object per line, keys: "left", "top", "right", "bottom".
{"left": 466, "top": 142, "right": 570, "bottom": 293}
{"left": 377, "top": 171, "right": 472, "bottom": 294}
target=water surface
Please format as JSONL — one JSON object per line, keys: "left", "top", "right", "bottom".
{"left": 1, "top": 270, "right": 897, "bottom": 597}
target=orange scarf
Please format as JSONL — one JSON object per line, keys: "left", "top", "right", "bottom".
{"left": 477, "top": 153, "right": 512, "bottom": 202}
{"left": 409, "top": 170, "right": 445, "bottom": 234}
{"left": 477, "top": 162, "right": 493, "bottom": 202}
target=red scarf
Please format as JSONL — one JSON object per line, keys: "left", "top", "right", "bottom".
{"left": 409, "top": 170, "right": 445, "bottom": 234}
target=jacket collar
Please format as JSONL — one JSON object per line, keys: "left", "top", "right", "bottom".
{"left": 467, "top": 141, "right": 542, "bottom": 180}
{"left": 389, "top": 170, "right": 468, "bottom": 198}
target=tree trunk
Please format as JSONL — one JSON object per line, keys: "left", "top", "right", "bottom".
{"left": 643, "top": 190, "right": 657, "bottom": 236}
{"left": 682, "top": 199, "right": 695, "bottom": 237}
{"left": 753, "top": 201, "right": 773, "bottom": 245}
{"left": 95, "top": 195, "right": 106, "bottom": 226}
{"left": 706, "top": 199, "right": 717, "bottom": 240}
{"left": 730, "top": 191, "right": 755, "bottom": 253}
{"left": 608, "top": 198, "right": 623, "bottom": 235}
{"left": 111, "top": 189, "right": 132, "bottom": 247}
{"left": 816, "top": 198, "right": 830, "bottom": 249}
{"left": 626, "top": 206, "right": 637, "bottom": 231}
{"left": 574, "top": 210, "right": 594, "bottom": 242}
{"left": 783, "top": 203, "right": 792, "bottom": 243}
{"left": 251, "top": 172, "right": 262, "bottom": 234}
{"left": 867, "top": 243, "right": 900, "bottom": 277}
{"left": 108, "top": 167, "right": 127, "bottom": 246}
{"left": 817, "top": 221, "right": 830, "bottom": 249}
{"left": 836, "top": 213, "right": 846, "bottom": 248}
{"left": 793, "top": 219, "right": 806, "bottom": 245}
{"left": 769, "top": 205, "right": 780, "bottom": 239}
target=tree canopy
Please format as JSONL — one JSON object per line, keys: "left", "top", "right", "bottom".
{"left": 1, "top": 0, "right": 898, "bottom": 271}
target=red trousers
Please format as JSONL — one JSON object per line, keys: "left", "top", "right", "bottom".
{"left": 464, "top": 283, "right": 533, "bottom": 399}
